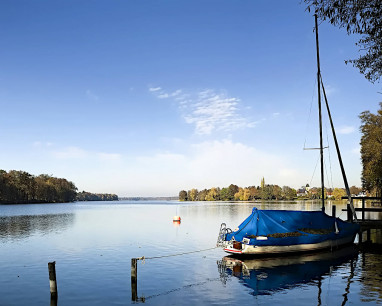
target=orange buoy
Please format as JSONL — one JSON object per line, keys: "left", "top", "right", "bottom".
{"left": 173, "top": 216, "right": 181, "bottom": 222}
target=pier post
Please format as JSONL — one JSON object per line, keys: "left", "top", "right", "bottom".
{"left": 131, "top": 258, "right": 138, "bottom": 302}
{"left": 362, "top": 198, "right": 365, "bottom": 220}
{"left": 48, "top": 261, "right": 58, "bottom": 301}
{"left": 332, "top": 205, "right": 336, "bottom": 218}
{"left": 367, "top": 229, "right": 371, "bottom": 242}
{"left": 347, "top": 204, "right": 352, "bottom": 222}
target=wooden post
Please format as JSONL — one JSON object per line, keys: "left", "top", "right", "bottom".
{"left": 131, "top": 258, "right": 138, "bottom": 302}
{"left": 367, "top": 229, "right": 371, "bottom": 242}
{"left": 362, "top": 198, "right": 365, "bottom": 220}
{"left": 332, "top": 205, "right": 336, "bottom": 218}
{"left": 48, "top": 261, "right": 58, "bottom": 301}
{"left": 347, "top": 204, "right": 352, "bottom": 222}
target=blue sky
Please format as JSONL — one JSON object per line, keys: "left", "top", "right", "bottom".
{"left": 0, "top": 1, "right": 380, "bottom": 196}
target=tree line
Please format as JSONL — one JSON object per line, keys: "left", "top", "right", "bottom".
{"left": 0, "top": 169, "right": 118, "bottom": 204}
{"left": 76, "top": 191, "right": 118, "bottom": 201}
{"left": 179, "top": 181, "right": 363, "bottom": 202}
{"left": 0, "top": 170, "right": 77, "bottom": 204}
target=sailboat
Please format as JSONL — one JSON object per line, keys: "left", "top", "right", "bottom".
{"left": 216, "top": 16, "right": 360, "bottom": 256}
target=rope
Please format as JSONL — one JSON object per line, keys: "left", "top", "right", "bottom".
{"left": 138, "top": 246, "right": 219, "bottom": 261}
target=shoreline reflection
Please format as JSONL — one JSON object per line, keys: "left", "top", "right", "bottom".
{"left": 0, "top": 213, "right": 75, "bottom": 240}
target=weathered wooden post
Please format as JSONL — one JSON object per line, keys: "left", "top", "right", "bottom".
{"left": 131, "top": 258, "right": 138, "bottom": 302}
{"left": 347, "top": 204, "right": 352, "bottom": 222}
{"left": 367, "top": 229, "right": 371, "bottom": 243}
{"left": 48, "top": 261, "right": 58, "bottom": 301}
{"left": 332, "top": 205, "right": 336, "bottom": 218}
{"left": 362, "top": 198, "right": 365, "bottom": 220}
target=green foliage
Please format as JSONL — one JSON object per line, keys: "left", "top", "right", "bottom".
{"left": 187, "top": 188, "right": 198, "bottom": 201}
{"left": 359, "top": 103, "right": 382, "bottom": 196}
{"left": 76, "top": 191, "right": 118, "bottom": 201}
{"left": 0, "top": 170, "right": 78, "bottom": 204}
{"left": 179, "top": 190, "right": 188, "bottom": 201}
{"left": 305, "top": 0, "right": 382, "bottom": 83}
{"left": 332, "top": 188, "right": 346, "bottom": 200}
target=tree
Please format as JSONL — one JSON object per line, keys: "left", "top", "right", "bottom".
{"left": 227, "top": 184, "right": 239, "bottom": 201}
{"left": 305, "top": 0, "right": 382, "bottom": 83}
{"left": 179, "top": 190, "right": 187, "bottom": 201}
{"left": 206, "top": 187, "right": 219, "bottom": 201}
{"left": 282, "top": 186, "right": 297, "bottom": 200}
{"left": 349, "top": 185, "right": 362, "bottom": 196}
{"left": 359, "top": 103, "right": 382, "bottom": 197}
{"left": 261, "top": 185, "right": 273, "bottom": 200}
{"left": 198, "top": 189, "right": 208, "bottom": 201}
{"left": 332, "top": 188, "right": 347, "bottom": 200}
{"left": 220, "top": 188, "right": 229, "bottom": 201}
{"left": 272, "top": 185, "right": 282, "bottom": 200}
{"left": 188, "top": 188, "right": 198, "bottom": 201}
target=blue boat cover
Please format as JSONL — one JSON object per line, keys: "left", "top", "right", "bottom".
{"left": 225, "top": 208, "right": 359, "bottom": 246}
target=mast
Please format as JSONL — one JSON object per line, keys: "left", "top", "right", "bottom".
{"left": 321, "top": 79, "right": 357, "bottom": 221}
{"left": 315, "top": 15, "right": 325, "bottom": 212}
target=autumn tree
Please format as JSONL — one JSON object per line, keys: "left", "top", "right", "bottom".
{"left": 332, "top": 188, "right": 347, "bottom": 200}
{"left": 349, "top": 185, "right": 362, "bottom": 196}
{"left": 305, "top": 0, "right": 382, "bottom": 83}
{"left": 206, "top": 187, "right": 219, "bottom": 201}
{"left": 188, "top": 188, "right": 198, "bottom": 201}
{"left": 359, "top": 103, "right": 382, "bottom": 197}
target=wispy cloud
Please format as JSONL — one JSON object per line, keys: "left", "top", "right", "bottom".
{"left": 150, "top": 87, "right": 256, "bottom": 135}
{"left": 52, "top": 146, "right": 89, "bottom": 159}
{"left": 338, "top": 126, "right": 355, "bottom": 134}
{"left": 149, "top": 87, "right": 162, "bottom": 92}
{"left": 51, "top": 146, "right": 121, "bottom": 161}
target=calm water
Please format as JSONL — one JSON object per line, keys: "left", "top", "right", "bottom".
{"left": 0, "top": 200, "right": 382, "bottom": 305}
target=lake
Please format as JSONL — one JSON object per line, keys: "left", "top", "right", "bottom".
{"left": 1, "top": 200, "right": 381, "bottom": 305}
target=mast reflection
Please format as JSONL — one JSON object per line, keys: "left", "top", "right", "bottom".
{"left": 217, "top": 246, "right": 358, "bottom": 297}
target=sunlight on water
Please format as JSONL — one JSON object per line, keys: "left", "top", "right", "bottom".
{"left": 0, "top": 200, "right": 381, "bottom": 305}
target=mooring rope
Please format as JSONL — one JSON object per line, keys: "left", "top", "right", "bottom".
{"left": 137, "top": 246, "right": 219, "bottom": 262}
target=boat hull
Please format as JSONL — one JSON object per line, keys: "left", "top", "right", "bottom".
{"left": 222, "top": 233, "right": 357, "bottom": 255}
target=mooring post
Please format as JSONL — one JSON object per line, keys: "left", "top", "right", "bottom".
{"left": 131, "top": 258, "right": 138, "bottom": 302}
{"left": 48, "top": 261, "right": 58, "bottom": 301}
{"left": 347, "top": 204, "right": 352, "bottom": 222}
{"left": 362, "top": 198, "right": 365, "bottom": 220}
{"left": 332, "top": 205, "right": 336, "bottom": 218}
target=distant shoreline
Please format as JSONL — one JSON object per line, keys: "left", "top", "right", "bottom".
{"left": 119, "top": 197, "right": 178, "bottom": 201}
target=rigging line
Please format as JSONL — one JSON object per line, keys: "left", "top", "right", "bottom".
{"left": 140, "top": 246, "right": 219, "bottom": 260}
{"left": 325, "top": 123, "right": 335, "bottom": 190}
{"left": 309, "top": 155, "right": 320, "bottom": 187}
{"left": 303, "top": 77, "right": 317, "bottom": 150}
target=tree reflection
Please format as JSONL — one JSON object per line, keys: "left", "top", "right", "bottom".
{"left": 0, "top": 213, "right": 75, "bottom": 240}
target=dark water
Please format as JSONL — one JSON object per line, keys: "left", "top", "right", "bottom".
{"left": 0, "top": 201, "right": 381, "bottom": 305}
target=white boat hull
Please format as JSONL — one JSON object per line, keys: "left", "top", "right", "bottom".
{"left": 222, "top": 234, "right": 357, "bottom": 255}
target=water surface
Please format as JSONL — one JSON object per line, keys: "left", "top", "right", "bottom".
{"left": 0, "top": 200, "right": 381, "bottom": 305}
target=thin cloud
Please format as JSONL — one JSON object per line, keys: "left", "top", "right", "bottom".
{"left": 151, "top": 87, "right": 255, "bottom": 135}
{"left": 52, "top": 146, "right": 88, "bottom": 159}
{"left": 338, "top": 126, "right": 355, "bottom": 134}
{"left": 149, "top": 87, "right": 162, "bottom": 92}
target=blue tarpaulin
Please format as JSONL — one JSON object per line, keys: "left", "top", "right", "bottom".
{"left": 225, "top": 208, "right": 359, "bottom": 246}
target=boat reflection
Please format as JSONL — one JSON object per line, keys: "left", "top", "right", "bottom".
{"left": 217, "top": 246, "right": 358, "bottom": 296}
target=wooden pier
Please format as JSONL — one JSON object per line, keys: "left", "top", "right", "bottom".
{"left": 342, "top": 197, "right": 382, "bottom": 244}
